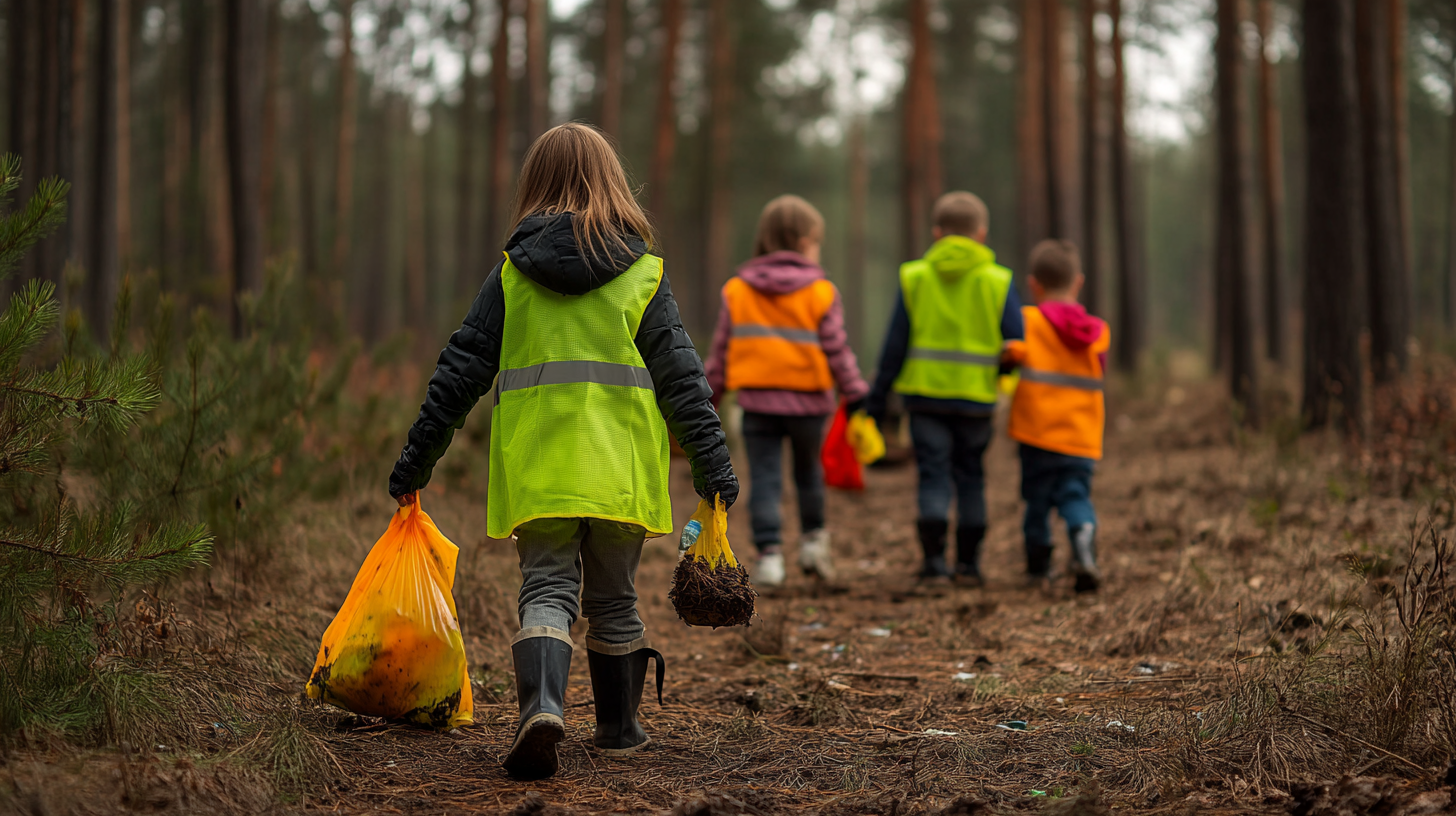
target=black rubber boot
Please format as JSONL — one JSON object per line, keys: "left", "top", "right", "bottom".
{"left": 587, "top": 642, "right": 666, "bottom": 756}
{"left": 1025, "top": 543, "right": 1054, "bottom": 579}
{"left": 916, "top": 519, "right": 951, "bottom": 582}
{"left": 503, "top": 631, "right": 573, "bottom": 780}
{"left": 954, "top": 525, "right": 986, "bottom": 587}
{"left": 1070, "top": 523, "right": 1102, "bottom": 593}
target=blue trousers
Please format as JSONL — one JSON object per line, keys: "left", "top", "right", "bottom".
{"left": 908, "top": 412, "right": 992, "bottom": 527}
{"left": 742, "top": 411, "right": 828, "bottom": 551}
{"left": 1020, "top": 443, "right": 1096, "bottom": 559}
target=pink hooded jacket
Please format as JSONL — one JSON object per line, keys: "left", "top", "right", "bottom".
{"left": 704, "top": 251, "right": 870, "bottom": 416}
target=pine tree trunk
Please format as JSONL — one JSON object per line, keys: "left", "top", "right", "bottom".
{"left": 1018, "top": 0, "right": 1048, "bottom": 264}
{"left": 115, "top": 0, "right": 132, "bottom": 269}
{"left": 162, "top": 5, "right": 188, "bottom": 289}
{"left": 1256, "top": 0, "right": 1286, "bottom": 363}
{"left": 89, "top": 0, "right": 121, "bottom": 336}
{"left": 1110, "top": 0, "right": 1142, "bottom": 372}
{"left": 487, "top": 0, "right": 513, "bottom": 251}
{"left": 332, "top": 0, "right": 358, "bottom": 312}
{"left": 903, "top": 0, "right": 932, "bottom": 258}
{"left": 67, "top": 0, "right": 87, "bottom": 271}
{"left": 526, "top": 0, "right": 549, "bottom": 140}
{"left": 1301, "top": 0, "right": 1364, "bottom": 430}
{"left": 600, "top": 0, "right": 625, "bottom": 137}
{"left": 1390, "top": 0, "right": 1411, "bottom": 309}
{"left": 455, "top": 0, "right": 479, "bottom": 298}
{"left": 702, "top": 0, "right": 735, "bottom": 335}
{"left": 36, "top": 0, "right": 61, "bottom": 284}
{"left": 1080, "top": 0, "right": 1101, "bottom": 316}
{"left": 1449, "top": 47, "right": 1456, "bottom": 330}
{"left": 9, "top": 0, "right": 39, "bottom": 284}
{"left": 1215, "top": 0, "right": 1259, "bottom": 422}
{"left": 259, "top": 0, "right": 281, "bottom": 249}
{"left": 360, "top": 101, "right": 396, "bottom": 345}
{"left": 1043, "top": 0, "right": 1069, "bottom": 239}
{"left": 298, "top": 44, "right": 320, "bottom": 286}
{"left": 204, "top": 5, "right": 234, "bottom": 303}
{"left": 648, "top": 0, "right": 683, "bottom": 226}
{"left": 847, "top": 113, "right": 868, "bottom": 351}
{"left": 406, "top": 121, "right": 428, "bottom": 352}
{"left": 1356, "top": 0, "right": 1409, "bottom": 382}
{"left": 226, "top": 0, "right": 266, "bottom": 336}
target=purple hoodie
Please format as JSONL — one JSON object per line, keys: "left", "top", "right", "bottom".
{"left": 704, "top": 251, "right": 870, "bottom": 416}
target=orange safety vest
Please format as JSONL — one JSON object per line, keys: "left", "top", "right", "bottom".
{"left": 1009, "top": 306, "right": 1110, "bottom": 460}
{"left": 722, "top": 276, "right": 836, "bottom": 392}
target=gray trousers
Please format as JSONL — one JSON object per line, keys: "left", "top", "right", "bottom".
{"left": 515, "top": 518, "right": 647, "bottom": 646}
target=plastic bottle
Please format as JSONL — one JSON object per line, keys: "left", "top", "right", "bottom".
{"left": 679, "top": 519, "right": 702, "bottom": 553}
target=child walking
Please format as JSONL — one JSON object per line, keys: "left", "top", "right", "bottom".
{"left": 389, "top": 124, "right": 737, "bottom": 780}
{"left": 865, "top": 192, "right": 1024, "bottom": 586}
{"left": 1006, "top": 240, "right": 1108, "bottom": 593}
{"left": 704, "top": 195, "right": 869, "bottom": 588}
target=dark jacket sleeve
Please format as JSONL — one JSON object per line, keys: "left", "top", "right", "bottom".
{"left": 634, "top": 273, "right": 738, "bottom": 504}
{"left": 389, "top": 262, "right": 506, "bottom": 498}
{"left": 863, "top": 291, "right": 912, "bottom": 421}
{"left": 1001, "top": 284, "right": 1025, "bottom": 341}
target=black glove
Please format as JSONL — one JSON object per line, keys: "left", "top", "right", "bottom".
{"left": 846, "top": 398, "right": 866, "bottom": 415}
{"left": 698, "top": 461, "right": 740, "bottom": 509}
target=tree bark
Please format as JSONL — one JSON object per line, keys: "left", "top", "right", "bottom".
{"left": 1080, "top": 0, "right": 1101, "bottom": 316}
{"left": 648, "top": 0, "right": 683, "bottom": 225}
{"left": 162, "top": 0, "right": 188, "bottom": 288}
{"left": 1449, "top": 45, "right": 1456, "bottom": 330}
{"left": 1043, "top": 0, "right": 1070, "bottom": 240}
{"left": 1018, "top": 0, "right": 1048, "bottom": 264}
{"left": 1355, "top": 0, "right": 1409, "bottom": 381}
{"left": 487, "top": 0, "right": 514, "bottom": 251}
{"left": 1390, "top": 0, "right": 1411, "bottom": 307}
{"left": 68, "top": 0, "right": 87, "bottom": 270}
{"left": 455, "top": 0, "right": 479, "bottom": 298}
{"left": 903, "top": 0, "right": 933, "bottom": 257}
{"left": 89, "top": 0, "right": 121, "bottom": 336}
{"left": 848, "top": 114, "right": 869, "bottom": 351}
{"left": 297, "top": 43, "right": 320, "bottom": 286}
{"left": 1301, "top": 0, "right": 1364, "bottom": 430}
{"left": 526, "top": 0, "right": 549, "bottom": 140}
{"left": 36, "top": 0, "right": 61, "bottom": 284}
{"left": 115, "top": 0, "right": 132, "bottom": 269}
{"left": 1110, "top": 0, "right": 1141, "bottom": 372}
{"left": 225, "top": 0, "right": 266, "bottom": 336}
{"left": 259, "top": 0, "right": 282, "bottom": 249}
{"left": 331, "top": 0, "right": 358, "bottom": 323}
{"left": 600, "top": 0, "right": 625, "bottom": 137}
{"left": 1256, "top": 0, "right": 1286, "bottom": 363}
{"left": 702, "top": 0, "right": 735, "bottom": 334}
{"left": 1215, "top": 0, "right": 1259, "bottom": 422}
{"left": 406, "top": 121, "right": 428, "bottom": 351}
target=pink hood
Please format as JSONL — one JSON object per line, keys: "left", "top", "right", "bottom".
{"left": 1038, "top": 302, "right": 1104, "bottom": 350}
{"left": 736, "top": 251, "right": 825, "bottom": 294}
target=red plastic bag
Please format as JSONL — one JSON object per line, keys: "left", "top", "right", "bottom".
{"left": 821, "top": 402, "right": 865, "bottom": 491}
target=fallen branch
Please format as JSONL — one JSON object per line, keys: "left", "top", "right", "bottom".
{"left": 830, "top": 671, "right": 920, "bottom": 685}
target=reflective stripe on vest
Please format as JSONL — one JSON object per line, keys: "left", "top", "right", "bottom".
{"left": 1019, "top": 367, "right": 1104, "bottom": 391}
{"left": 497, "top": 360, "right": 655, "bottom": 393}
{"left": 907, "top": 348, "right": 1001, "bottom": 367}
{"left": 731, "top": 323, "right": 821, "bottom": 345}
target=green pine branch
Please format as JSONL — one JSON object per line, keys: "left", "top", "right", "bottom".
{"left": 0, "top": 156, "right": 68, "bottom": 282}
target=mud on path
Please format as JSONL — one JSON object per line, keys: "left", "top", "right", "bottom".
{"left": 7, "top": 384, "right": 1455, "bottom": 815}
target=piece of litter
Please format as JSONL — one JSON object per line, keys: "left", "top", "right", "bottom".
{"left": 385, "top": 761, "right": 397, "bottom": 767}
{"left": 923, "top": 728, "right": 958, "bottom": 736}
{"left": 1106, "top": 720, "right": 1136, "bottom": 732}
{"left": 1135, "top": 662, "right": 1157, "bottom": 675}
{"left": 787, "top": 663, "right": 800, "bottom": 671}
{"left": 1027, "top": 790, "right": 1048, "bottom": 797}
{"left": 1055, "top": 697, "right": 1066, "bottom": 704}
{"left": 867, "top": 628, "right": 893, "bottom": 637}
{"left": 952, "top": 672, "right": 978, "bottom": 681}
{"left": 996, "top": 720, "right": 1029, "bottom": 731}
{"left": 799, "top": 622, "right": 826, "bottom": 632}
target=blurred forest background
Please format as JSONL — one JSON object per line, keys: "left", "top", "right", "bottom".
{"left": 3, "top": 0, "right": 1453, "bottom": 405}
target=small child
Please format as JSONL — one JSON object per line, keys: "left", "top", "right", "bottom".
{"left": 865, "top": 192, "right": 1024, "bottom": 586}
{"left": 704, "top": 195, "right": 869, "bottom": 588}
{"left": 1006, "top": 240, "right": 1109, "bottom": 593}
{"left": 390, "top": 124, "right": 737, "bottom": 779}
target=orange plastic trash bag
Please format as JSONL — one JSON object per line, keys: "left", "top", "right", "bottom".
{"left": 306, "top": 499, "right": 473, "bottom": 729}
{"left": 822, "top": 402, "right": 865, "bottom": 491}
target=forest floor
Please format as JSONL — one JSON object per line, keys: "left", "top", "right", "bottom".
{"left": 4, "top": 378, "right": 1456, "bottom": 815}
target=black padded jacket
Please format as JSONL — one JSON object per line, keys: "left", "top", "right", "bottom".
{"left": 388, "top": 213, "right": 738, "bottom": 509}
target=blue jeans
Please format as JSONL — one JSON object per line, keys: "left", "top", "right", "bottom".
{"left": 1020, "top": 444, "right": 1096, "bottom": 561}
{"left": 742, "top": 411, "right": 828, "bottom": 551}
{"left": 908, "top": 412, "right": 992, "bottom": 527}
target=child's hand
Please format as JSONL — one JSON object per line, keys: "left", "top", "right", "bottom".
{"left": 396, "top": 492, "right": 417, "bottom": 508}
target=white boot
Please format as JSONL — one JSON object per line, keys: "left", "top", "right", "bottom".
{"left": 753, "top": 550, "right": 786, "bottom": 588}
{"left": 798, "top": 529, "right": 836, "bottom": 581}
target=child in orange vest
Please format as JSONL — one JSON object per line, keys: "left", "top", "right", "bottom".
{"left": 1006, "top": 240, "right": 1109, "bottom": 593}
{"left": 704, "top": 195, "right": 869, "bottom": 588}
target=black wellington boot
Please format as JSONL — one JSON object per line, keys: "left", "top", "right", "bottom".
{"left": 954, "top": 525, "right": 986, "bottom": 587}
{"left": 916, "top": 519, "right": 951, "bottom": 583}
{"left": 503, "top": 630, "right": 573, "bottom": 780}
{"left": 586, "top": 640, "right": 666, "bottom": 756}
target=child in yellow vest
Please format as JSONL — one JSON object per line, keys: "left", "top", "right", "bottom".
{"left": 704, "top": 195, "right": 869, "bottom": 588}
{"left": 390, "top": 124, "right": 737, "bottom": 779}
{"left": 1005, "top": 240, "right": 1110, "bottom": 593}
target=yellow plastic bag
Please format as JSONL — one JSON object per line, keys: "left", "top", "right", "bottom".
{"left": 669, "top": 496, "right": 755, "bottom": 627}
{"left": 306, "top": 499, "right": 473, "bottom": 729}
{"left": 846, "top": 411, "right": 886, "bottom": 465}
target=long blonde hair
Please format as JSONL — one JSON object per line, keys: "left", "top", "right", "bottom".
{"left": 509, "top": 122, "right": 654, "bottom": 263}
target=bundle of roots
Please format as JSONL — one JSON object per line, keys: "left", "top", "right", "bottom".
{"left": 669, "top": 556, "right": 756, "bottom": 628}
